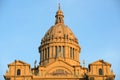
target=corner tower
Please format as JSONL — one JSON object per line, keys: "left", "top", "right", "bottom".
{"left": 39, "top": 4, "right": 81, "bottom": 66}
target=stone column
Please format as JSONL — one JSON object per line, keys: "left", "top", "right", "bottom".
{"left": 41, "top": 50, "right": 42, "bottom": 61}
{"left": 75, "top": 49, "right": 77, "bottom": 61}
{"left": 68, "top": 46, "right": 70, "bottom": 58}
{"left": 46, "top": 48, "right": 47, "bottom": 59}
{"left": 78, "top": 51, "right": 80, "bottom": 61}
{"left": 72, "top": 48, "right": 73, "bottom": 59}
{"left": 44, "top": 49, "right": 45, "bottom": 61}
{"left": 65, "top": 46, "right": 68, "bottom": 58}
{"left": 49, "top": 46, "right": 52, "bottom": 58}
{"left": 40, "top": 51, "right": 41, "bottom": 62}
{"left": 53, "top": 46, "right": 55, "bottom": 58}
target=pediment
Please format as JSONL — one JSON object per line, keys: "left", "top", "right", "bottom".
{"left": 89, "top": 60, "right": 111, "bottom": 66}
{"left": 8, "top": 60, "right": 30, "bottom": 67}
{"left": 41, "top": 60, "right": 75, "bottom": 76}
{"left": 45, "top": 59, "right": 73, "bottom": 68}
{"left": 43, "top": 60, "right": 74, "bottom": 77}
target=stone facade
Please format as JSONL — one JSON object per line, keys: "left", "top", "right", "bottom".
{"left": 4, "top": 5, "right": 115, "bottom": 80}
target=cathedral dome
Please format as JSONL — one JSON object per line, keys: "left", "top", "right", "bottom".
{"left": 39, "top": 4, "right": 81, "bottom": 66}
{"left": 42, "top": 24, "right": 78, "bottom": 45}
{"left": 41, "top": 5, "right": 78, "bottom": 45}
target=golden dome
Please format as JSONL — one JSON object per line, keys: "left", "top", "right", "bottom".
{"left": 39, "top": 4, "right": 80, "bottom": 66}
{"left": 41, "top": 4, "right": 78, "bottom": 45}
{"left": 41, "top": 24, "right": 78, "bottom": 45}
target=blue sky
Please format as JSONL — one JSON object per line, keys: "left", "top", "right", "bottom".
{"left": 0, "top": 0, "right": 120, "bottom": 80}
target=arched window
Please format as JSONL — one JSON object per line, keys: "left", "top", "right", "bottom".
{"left": 70, "top": 47, "right": 72, "bottom": 59}
{"left": 6, "top": 78, "right": 10, "bottom": 80}
{"left": 45, "top": 48, "right": 47, "bottom": 59}
{"left": 59, "top": 46, "right": 61, "bottom": 52}
{"left": 47, "top": 47, "right": 50, "bottom": 59}
{"left": 51, "top": 46, "right": 53, "bottom": 57}
{"left": 43, "top": 49, "right": 45, "bottom": 60}
{"left": 107, "top": 77, "right": 113, "bottom": 80}
{"left": 55, "top": 46, "right": 58, "bottom": 57}
{"left": 42, "top": 50, "right": 43, "bottom": 60}
{"left": 70, "top": 47, "right": 74, "bottom": 59}
{"left": 17, "top": 69, "right": 21, "bottom": 76}
{"left": 99, "top": 68, "right": 103, "bottom": 75}
{"left": 90, "top": 77, "right": 94, "bottom": 80}
{"left": 73, "top": 48, "right": 74, "bottom": 59}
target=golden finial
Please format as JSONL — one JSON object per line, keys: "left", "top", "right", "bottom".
{"left": 55, "top": 3, "right": 64, "bottom": 24}
{"left": 58, "top": 3, "right": 60, "bottom": 10}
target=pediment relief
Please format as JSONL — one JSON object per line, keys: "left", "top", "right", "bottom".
{"left": 47, "top": 69, "right": 72, "bottom": 76}
{"left": 45, "top": 66, "right": 73, "bottom": 77}
{"left": 43, "top": 60, "right": 74, "bottom": 77}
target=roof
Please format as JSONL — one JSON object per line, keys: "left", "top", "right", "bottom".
{"left": 89, "top": 59, "right": 111, "bottom": 66}
{"left": 8, "top": 60, "right": 30, "bottom": 67}
{"left": 41, "top": 7, "right": 79, "bottom": 46}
